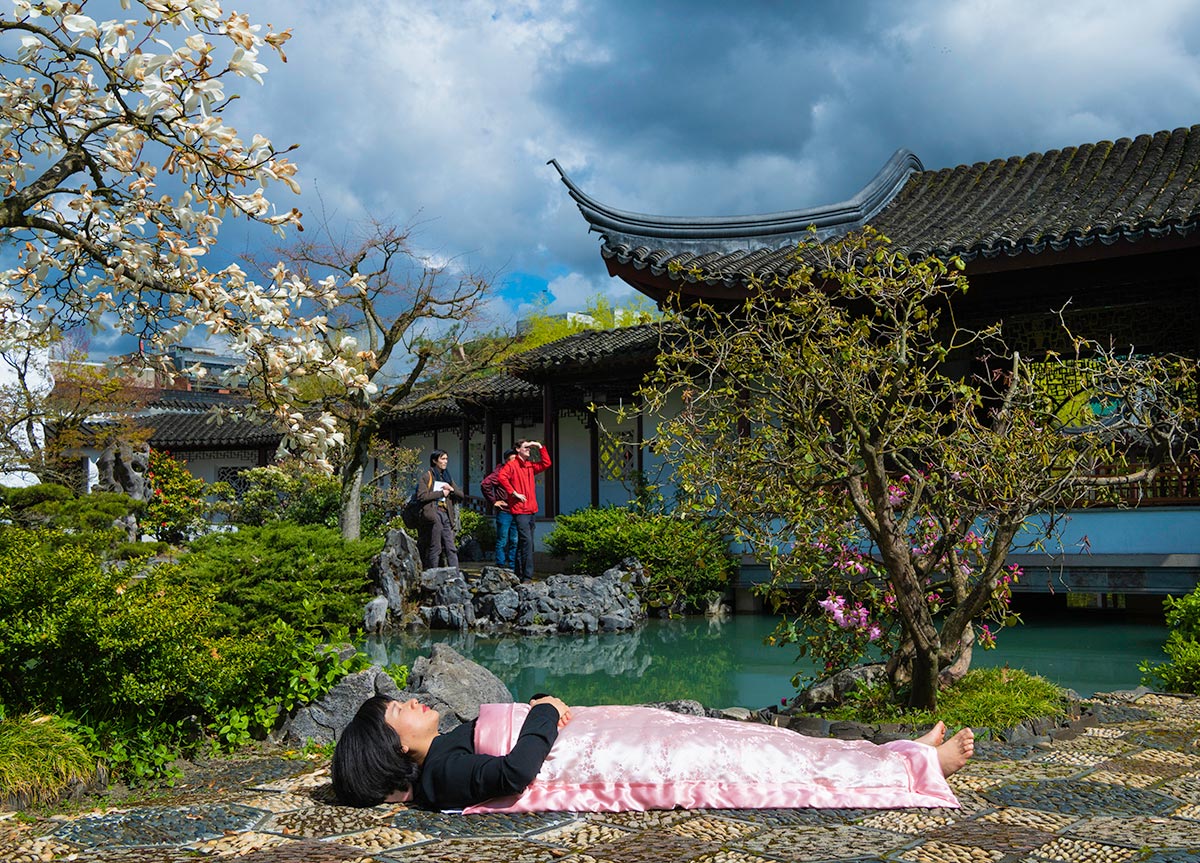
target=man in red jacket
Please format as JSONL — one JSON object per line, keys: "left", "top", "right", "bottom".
{"left": 496, "top": 439, "right": 552, "bottom": 582}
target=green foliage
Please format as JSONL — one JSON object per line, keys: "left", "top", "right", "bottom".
{"left": 0, "top": 526, "right": 371, "bottom": 784}
{"left": 458, "top": 508, "right": 496, "bottom": 548}
{"left": 146, "top": 450, "right": 209, "bottom": 544}
{"left": 642, "top": 227, "right": 1199, "bottom": 710}
{"left": 0, "top": 714, "right": 95, "bottom": 805}
{"left": 503, "top": 294, "right": 660, "bottom": 358}
{"left": 226, "top": 460, "right": 341, "bottom": 529}
{"left": 1140, "top": 586, "right": 1200, "bottom": 693}
{"left": 2, "top": 483, "right": 141, "bottom": 543}
{"left": 822, "top": 667, "right": 1067, "bottom": 731}
{"left": 1163, "top": 588, "right": 1200, "bottom": 640}
{"left": 0, "top": 528, "right": 212, "bottom": 725}
{"left": 168, "top": 524, "right": 382, "bottom": 636}
{"left": 115, "top": 540, "right": 170, "bottom": 561}
{"left": 544, "top": 506, "right": 733, "bottom": 611}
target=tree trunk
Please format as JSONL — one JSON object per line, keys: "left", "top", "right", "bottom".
{"left": 908, "top": 646, "right": 940, "bottom": 710}
{"left": 938, "top": 625, "right": 975, "bottom": 688}
{"left": 339, "top": 431, "right": 371, "bottom": 541}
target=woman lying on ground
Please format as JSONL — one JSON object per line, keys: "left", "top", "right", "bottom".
{"left": 332, "top": 694, "right": 975, "bottom": 813}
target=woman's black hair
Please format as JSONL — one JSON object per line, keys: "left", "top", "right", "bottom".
{"left": 331, "top": 695, "right": 421, "bottom": 807}
{"left": 429, "top": 449, "right": 448, "bottom": 467}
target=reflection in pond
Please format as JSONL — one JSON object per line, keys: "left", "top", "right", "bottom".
{"left": 363, "top": 613, "right": 1166, "bottom": 709}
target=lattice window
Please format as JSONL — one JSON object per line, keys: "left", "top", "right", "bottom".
{"left": 598, "top": 430, "right": 637, "bottom": 481}
{"left": 1030, "top": 358, "right": 1119, "bottom": 429}
{"left": 216, "top": 465, "right": 251, "bottom": 497}
{"left": 469, "top": 439, "right": 486, "bottom": 479}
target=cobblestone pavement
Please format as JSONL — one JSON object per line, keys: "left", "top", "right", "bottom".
{"left": 4, "top": 691, "right": 1198, "bottom": 863}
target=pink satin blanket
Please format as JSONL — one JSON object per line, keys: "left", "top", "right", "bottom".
{"left": 465, "top": 703, "right": 959, "bottom": 813}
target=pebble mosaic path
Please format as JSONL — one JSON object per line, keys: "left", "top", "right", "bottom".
{"left": 3, "top": 690, "right": 1198, "bottom": 863}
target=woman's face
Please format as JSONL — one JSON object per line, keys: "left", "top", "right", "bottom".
{"left": 384, "top": 698, "right": 438, "bottom": 747}
{"left": 435, "top": 454, "right": 449, "bottom": 469}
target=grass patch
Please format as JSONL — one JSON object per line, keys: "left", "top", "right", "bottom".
{"left": 0, "top": 714, "right": 96, "bottom": 806}
{"left": 823, "top": 667, "right": 1069, "bottom": 730}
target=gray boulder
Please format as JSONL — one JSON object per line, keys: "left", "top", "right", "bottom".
{"left": 280, "top": 666, "right": 405, "bottom": 746}
{"left": 794, "top": 663, "right": 889, "bottom": 712}
{"left": 641, "top": 699, "right": 707, "bottom": 716}
{"left": 404, "top": 643, "right": 512, "bottom": 732}
{"left": 282, "top": 643, "right": 513, "bottom": 745}
{"left": 363, "top": 595, "right": 389, "bottom": 634}
{"left": 417, "top": 567, "right": 476, "bottom": 630}
{"left": 367, "top": 528, "right": 423, "bottom": 629}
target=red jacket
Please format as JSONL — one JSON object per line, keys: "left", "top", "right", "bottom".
{"left": 496, "top": 450, "right": 552, "bottom": 516}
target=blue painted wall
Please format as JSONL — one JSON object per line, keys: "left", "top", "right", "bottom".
{"left": 1020, "top": 508, "right": 1200, "bottom": 555}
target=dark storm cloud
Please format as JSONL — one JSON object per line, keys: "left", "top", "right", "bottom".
{"left": 200, "top": 0, "right": 1200, "bottom": 319}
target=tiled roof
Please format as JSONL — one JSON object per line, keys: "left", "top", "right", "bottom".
{"left": 144, "top": 410, "right": 282, "bottom": 448}
{"left": 383, "top": 373, "right": 541, "bottom": 424}
{"left": 460, "top": 372, "right": 541, "bottom": 403}
{"left": 505, "top": 323, "right": 665, "bottom": 378}
{"left": 561, "top": 125, "right": 1200, "bottom": 289}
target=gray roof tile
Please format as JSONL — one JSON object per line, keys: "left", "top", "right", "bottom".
{"left": 562, "top": 125, "right": 1200, "bottom": 289}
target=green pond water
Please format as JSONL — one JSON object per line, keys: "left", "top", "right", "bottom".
{"left": 363, "top": 612, "right": 1167, "bottom": 709}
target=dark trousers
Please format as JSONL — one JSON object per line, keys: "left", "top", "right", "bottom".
{"left": 420, "top": 507, "right": 459, "bottom": 570}
{"left": 513, "top": 513, "right": 537, "bottom": 580}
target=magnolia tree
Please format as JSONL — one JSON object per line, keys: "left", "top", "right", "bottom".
{"left": 255, "top": 221, "right": 504, "bottom": 540}
{"left": 0, "top": 0, "right": 502, "bottom": 524}
{"left": 0, "top": 1, "right": 399, "bottom": 480}
{"left": 641, "top": 229, "right": 1198, "bottom": 710}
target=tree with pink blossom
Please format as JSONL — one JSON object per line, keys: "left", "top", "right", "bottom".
{"left": 643, "top": 228, "right": 1198, "bottom": 710}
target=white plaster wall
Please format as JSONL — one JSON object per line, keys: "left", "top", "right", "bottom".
{"left": 556, "top": 413, "right": 590, "bottom": 515}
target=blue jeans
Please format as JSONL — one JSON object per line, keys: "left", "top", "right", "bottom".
{"left": 494, "top": 509, "right": 518, "bottom": 568}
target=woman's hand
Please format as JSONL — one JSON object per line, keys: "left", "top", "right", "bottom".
{"left": 530, "top": 695, "right": 571, "bottom": 728}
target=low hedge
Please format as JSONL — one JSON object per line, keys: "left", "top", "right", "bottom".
{"left": 544, "top": 506, "right": 733, "bottom": 611}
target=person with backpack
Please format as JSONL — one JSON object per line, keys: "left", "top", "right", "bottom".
{"left": 416, "top": 450, "right": 464, "bottom": 570}
{"left": 480, "top": 449, "right": 518, "bottom": 569}
{"left": 495, "top": 439, "right": 552, "bottom": 582}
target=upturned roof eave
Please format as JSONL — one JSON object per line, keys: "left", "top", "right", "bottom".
{"left": 549, "top": 149, "right": 924, "bottom": 250}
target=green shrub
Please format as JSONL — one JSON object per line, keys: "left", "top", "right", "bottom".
{"left": 168, "top": 524, "right": 383, "bottom": 636}
{"left": 0, "top": 526, "right": 371, "bottom": 783}
{"left": 1141, "top": 586, "right": 1200, "bottom": 693}
{"left": 146, "top": 450, "right": 210, "bottom": 543}
{"left": 0, "top": 528, "right": 218, "bottom": 725}
{"left": 458, "top": 508, "right": 496, "bottom": 548}
{"left": 545, "top": 506, "right": 733, "bottom": 611}
{"left": 3, "top": 482, "right": 74, "bottom": 509}
{"left": 823, "top": 667, "right": 1068, "bottom": 730}
{"left": 3, "top": 484, "right": 141, "bottom": 543}
{"left": 0, "top": 713, "right": 96, "bottom": 806}
{"left": 227, "top": 461, "right": 342, "bottom": 529}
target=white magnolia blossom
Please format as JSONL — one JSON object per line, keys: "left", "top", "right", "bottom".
{"left": 0, "top": 0, "right": 389, "bottom": 469}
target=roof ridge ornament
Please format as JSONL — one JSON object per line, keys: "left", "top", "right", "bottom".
{"left": 548, "top": 149, "right": 924, "bottom": 252}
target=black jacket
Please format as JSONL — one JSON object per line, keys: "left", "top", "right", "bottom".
{"left": 413, "top": 703, "right": 559, "bottom": 809}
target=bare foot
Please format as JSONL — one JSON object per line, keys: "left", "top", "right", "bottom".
{"left": 915, "top": 721, "right": 946, "bottom": 747}
{"left": 935, "top": 727, "right": 974, "bottom": 777}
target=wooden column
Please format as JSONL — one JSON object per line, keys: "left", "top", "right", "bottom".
{"left": 636, "top": 409, "right": 644, "bottom": 476}
{"left": 542, "top": 384, "right": 557, "bottom": 517}
{"left": 459, "top": 420, "right": 471, "bottom": 493}
{"left": 588, "top": 409, "right": 600, "bottom": 508}
{"left": 482, "top": 409, "right": 495, "bottom": 475}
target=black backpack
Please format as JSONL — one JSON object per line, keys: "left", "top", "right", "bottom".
{"left": 400, "top": 483, "right": 423, "bottom": 529}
